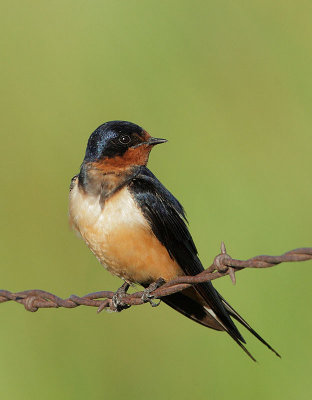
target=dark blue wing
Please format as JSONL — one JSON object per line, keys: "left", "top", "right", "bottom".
{"left": 129, "top": 166, "right": 244, "bottom": 341}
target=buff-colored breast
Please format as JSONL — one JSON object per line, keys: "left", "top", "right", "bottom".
{"left": 69, "top": 178, "right": 183, "bottom": 284}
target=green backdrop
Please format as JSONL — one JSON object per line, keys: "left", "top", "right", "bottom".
{"left": 1, "top": 1, "right": 311, "bottom": 399}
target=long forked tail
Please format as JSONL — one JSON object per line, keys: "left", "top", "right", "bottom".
{"left": 220, "top": 295, "right": 281, "bottom": 358}
{"left": 162, "top": 287, "right": 280, "bottom": 361}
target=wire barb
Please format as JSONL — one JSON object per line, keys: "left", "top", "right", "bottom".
{"left": 0, "top": 245, "right": 311, "bottom": 313}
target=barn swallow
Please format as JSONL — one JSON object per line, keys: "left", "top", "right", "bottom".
{"left": 69, "top": 120, "right": 279, "bottom": 361}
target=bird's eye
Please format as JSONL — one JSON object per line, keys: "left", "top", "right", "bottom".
{"left": 119, "top": 135, "right": 131, "bottom": 145}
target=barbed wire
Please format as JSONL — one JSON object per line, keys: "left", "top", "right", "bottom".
{"left": 1, "top": 243, "right": 311, "bottom": 313}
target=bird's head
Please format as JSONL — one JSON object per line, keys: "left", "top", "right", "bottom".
{"left": 82, "top": 121, "right": 166, "bottom": 172}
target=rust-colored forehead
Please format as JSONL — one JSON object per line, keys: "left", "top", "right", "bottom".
{"left": 120, "top": 128, "right": 150, "bottom": 143}
{"left": 141, "top": 130, "right": 151, "bottom": 141}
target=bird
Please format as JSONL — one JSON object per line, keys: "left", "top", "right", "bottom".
{"left": 69, "top": 120, "right": 279, "bottom": 361}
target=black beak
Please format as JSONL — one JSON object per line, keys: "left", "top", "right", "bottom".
{"left": 147, "top": 137, "right": 168, "bottom": 145}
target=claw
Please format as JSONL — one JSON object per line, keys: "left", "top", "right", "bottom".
{"left": 141, "top": 278, "right": 165, "bottom": 307}
{"left": 111, "top": 282, "right": 131, "bottom": 312}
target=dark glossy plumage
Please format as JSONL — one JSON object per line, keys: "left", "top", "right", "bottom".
{"left": 129, "top": 166, "right": 279, "bottom": 360}
{"left": 72, "top": 120, "right": 280, "bottom": 361}
{"left": 84, "top": 120, "right": 144, "bottom": 161}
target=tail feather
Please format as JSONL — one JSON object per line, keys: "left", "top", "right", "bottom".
{"left": 220, "top": 296, "right": 281, "bottom": 358}
{"left": 162, "top": 291, "right": 224, "bottom": 331}
{"left": 228, "top": 331, "right": 257, "bottom": 362}
{"left": 163, "top": 289, "right": 257, "bottom": 361}
{"left": 196, "top": 281, "right": 246, "bottom": 343}
{"left": 161, "top": 287, "right": 279, "bottom": 361}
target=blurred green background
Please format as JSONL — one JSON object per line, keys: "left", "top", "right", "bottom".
{"left": 1, "top": 1, "right": 311, "bottom": 399}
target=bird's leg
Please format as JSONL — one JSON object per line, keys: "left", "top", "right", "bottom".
{"left": 141, "top": 278, "right": 166, "bottom": 307}
{"left": 112, "top": 282, "right": 131, "bottom": 312}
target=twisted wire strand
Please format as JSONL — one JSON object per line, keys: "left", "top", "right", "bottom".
{"left": 1, "top": 245, "right": 311, "bottom": 313}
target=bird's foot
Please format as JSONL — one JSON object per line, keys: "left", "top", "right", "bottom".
{"left": 141, "top": 278, "right": 166, "bottom": 307}
{"left": 111, "top": 282, "right": 131, "bottom": 312}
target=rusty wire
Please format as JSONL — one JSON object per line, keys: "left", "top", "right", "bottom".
{"left": 1, "top": 243, "right": 311, "bottom": 313}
